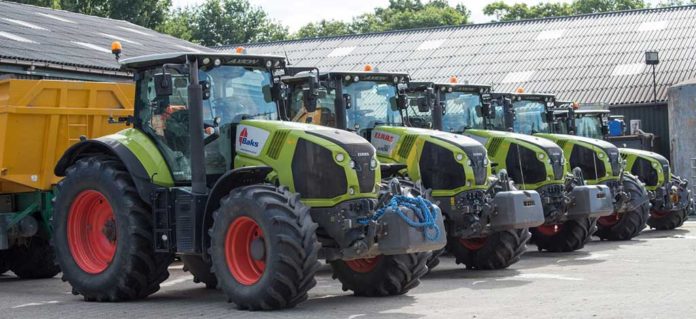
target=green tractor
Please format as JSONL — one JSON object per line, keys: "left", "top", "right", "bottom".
{"left": 494, "top": 92, "right": 651, "bottom": 240}
{"left": 406, "top": 82, "right": 613, "bottom": 252}
{"left": 280, "top": 68, "right": 547, "bottom": 271}
{"left": 551, "top": 105, "right": 691, "bottom": 230}
{"left": 51, "top": 52, "right": 446, "bottom": 310}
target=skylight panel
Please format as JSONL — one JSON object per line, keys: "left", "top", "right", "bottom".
{"left": 99, "top": 33, "right": 142, "bottom": 45}
{"left": 536, "top": 29, "right": 566, "bottom": 41}
{"left": 117, "top": 26, "right": 153, "bottom": 36}
{"left": 2, "top": 18, "right": 48, "bottom": 30}
{"left": 611, "top": 63, "right": 645, "bottom": 76}
{"left": 327, "top": 46, "right": 356, "bottom": 57}
{"left": 71, "top": 41, "right": 111, "bottom": 53}
{"left": 637, "top": 21, "right": 667, "bottom": 32}
{"left": 416, "top": 39, "right": 445, "bottom": 51}
{"left": 501, "top": 70, "right": 535, "bottom": 83}
{"left": 0, "top": 31, "right": 37, "bottom": 43}
{"left": 34, "top": 12, "right": 76, "bottom": 24}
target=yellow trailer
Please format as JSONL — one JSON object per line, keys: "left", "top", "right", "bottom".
{"left": 0, "top": 79, "right": 133, "bottom": 278}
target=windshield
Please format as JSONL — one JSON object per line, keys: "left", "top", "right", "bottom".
{"left": 575, "top": 114, "right": 604, "bottom": 139}
{"left": 404, "top": 91, "right": 433, "bottom": 128}
{"left": 512, "top": 100, "right": 549, "bottom": 134}
{"left": 200, "top": 66, "right": 277, "bottom": 126}
{"left": 553, "top": 112, "right": 570, "bottom": 134}
{"left": 441, "top": 92, "right": 484, "bottom": 132}
{"left": 343, "top": 81, "right": 401, "bottom": 130}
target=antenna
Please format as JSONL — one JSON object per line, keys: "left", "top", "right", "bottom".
{"left": 282, "top": 45, "right": 292, "bottom": 65}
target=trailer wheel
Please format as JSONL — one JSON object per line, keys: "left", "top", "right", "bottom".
{"left": 182, "top": 255, "right": 217, "bottom": 289}
{"left": 209, "top": 185, "right": 320, "bottom": 311}
{"left": 448, "top": 228, "right": 530, "bottom": 270}
{"left": 595, "top": 176, "right": 649, "bottom": 240}
{"left": 530, "top": 218, "right": 596, "bottom": 252}
{"left": 647, "top": 209, "right": 688, "bottom": 230}
{"left": 8, "top": 236, "right": 60, "bottom": 279}
{"left": 0, "top": 249, "right": 10, "bottom": 275}
{"left": 330, "top": 252, "right": 428, "bottom": 296}
{"left": 53, "top": 157, "right": 173, "bottom": 301}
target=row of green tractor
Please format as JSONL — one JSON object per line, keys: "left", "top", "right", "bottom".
{"left": 1, "top": 50, "right": 690, "bottom": 311}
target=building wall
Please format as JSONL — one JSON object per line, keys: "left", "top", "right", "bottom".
{"left": 609, "top": 102, "right": 670, "bottom": 159}
{"left": 668, "top": 83, "right": 696, "bottom": 183}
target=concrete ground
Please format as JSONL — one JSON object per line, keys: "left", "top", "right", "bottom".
{"left": 2, "top": 222, "right": 695, "bottom": 319}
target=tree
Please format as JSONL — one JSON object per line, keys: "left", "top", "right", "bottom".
{"left": 484, "top": 0, "right": 646, "bottom": 21}
{"left": 7, "top": 0, "right": 171, "bottom": 29}
{"left": 295, "top": 20, "right": 352, "bottom": 39}
{"left": 157, "top": 8, "right": 195, "bottom": 42}
{"left": 296, "top": 0, "right": 471, "bottom": 39}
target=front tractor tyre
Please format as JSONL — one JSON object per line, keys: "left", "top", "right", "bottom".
{"left": 595, "top": 176, "right": 650, "bottom": 241}
{"left": 182, "top": 255, "right": 217, "bottom": 289}
{"left": 329, "top": 252, "right": 429, "bottom": 297}
{"left": 530, "top": 218, "right": 596, "bottom": 252}
{"left": 647, "top": 209, "right": 688, "bottom": 230}
{"left": 209, "top": 185, "right": 320, "bottom": 311}
{"left": 448, "top": 228, "right": 530, "bottom": 270}
{"left": 53, "top": 157, "right": 173, "bottom": 301}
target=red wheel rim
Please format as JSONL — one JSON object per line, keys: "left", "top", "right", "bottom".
{"left": 459, "top": 237, "right": 488, "bottom": 250}
{"left": 536, "top": 224, "right": 562, "bottom": 236}
{"left": 598, "top": 213, "right": 621, "bottom": 227}
{"left": 345, "top": 256, "right": 381, "bottom": 273}
{"left": 67, "top": 190, "right": 117, "bottom": 274}
{"left": 225, "top": 216, "right": 266, "bottom": 286}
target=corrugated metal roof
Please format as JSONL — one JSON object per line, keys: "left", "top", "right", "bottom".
{"left": 217, "top": 5, "right": 696, "bottom": 105}
{"left": 0, "top": 1, "right": 212, "bottom": 74}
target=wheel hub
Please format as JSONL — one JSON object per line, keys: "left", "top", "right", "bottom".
{"left": 67, "top": 190, "right": 117, "bottom": 274}
{"left": 250, "top": 238, "right": 265, "bottom": 261}
{"left": 225, "top": 216, "right": 266, "bottom": 286}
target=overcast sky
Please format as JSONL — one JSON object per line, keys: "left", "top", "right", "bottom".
{"left": 171, "top": 0, "right": 663, "bottom": 32}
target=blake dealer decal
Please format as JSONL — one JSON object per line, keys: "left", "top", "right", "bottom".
{"left": 236, "top": 125, "right": 270, "bottom": 156}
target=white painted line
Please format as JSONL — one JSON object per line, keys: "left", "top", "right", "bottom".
{"left": 12, "top": 301, "right": 59, "bottom": 309}
{"left": 472, "top": 280, "right": 486, "bottom": 286}
{"left": 498, "top": 273, "right": 583, "bottom": 281}
{"left": 575, "top": 253, "right": 610, "bottom": 261}
{"left": 160, "top": 275, "right": 193, "bottom": 287}
{"left": 168, "top": 264, "right": 184, "bottom": 270}
{"left": 348, "top": 315, "right": 365, "bottom": 319}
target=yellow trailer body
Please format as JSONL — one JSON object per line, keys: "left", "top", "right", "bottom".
{"left": 0, "top": 79, "right": 134, "bottom": 193}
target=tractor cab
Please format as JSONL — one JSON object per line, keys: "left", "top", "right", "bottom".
{"left": 489, "top": 92, "right": 558, "bottom": 135}
{"left": 282, "top": 67, "right": 410, "bottom": 140}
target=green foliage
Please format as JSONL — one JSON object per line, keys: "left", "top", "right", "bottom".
{"left": 295, "top": 0, "right": 470, "bottom": 39}
{"left": 484, "top": 0, "right": 647, "bottom": 21}
{"left": 658, "top": 0, "right": 696, "bottom": 6}
{"left": 7, "top": 0, "right": 171, "bottom": 28}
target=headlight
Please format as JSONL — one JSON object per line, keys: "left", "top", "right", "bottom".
{"left": 483, "top": 158, "right": 489, "bottom": 165}
{"left": 335, "top": 153, "right": 345, "bottom": 162}
{"left": 370, "top": 158, "right": 377, "bottom": 169}
{"left": 598, "top": 152, "right": 605, "bottom": 159}
{"left": 349, "top": 160, "right": 355, "bottom": 169}
{"left": 344, "top": 75, "right": 351, "bottom": 81}
{"left": 561, "top": 157, "right": 566, "bottom": 165}
{"left": 467, "top": 159, "right": 473, "bottom": 166}
{"left": 537, "top": 153, "right": 545, "bottom": 160}
{"left": 652, "top": 162, "right": 658, "bottom": 168}
{"left": 456, "top": 153, "right": 464, "bottom": 161}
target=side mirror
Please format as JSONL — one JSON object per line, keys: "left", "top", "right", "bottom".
{"left": 475, "top": 105, "right": 483, "bottom": 117}
{"left": 343, "top": 94, "right": 352, "bottom": 109}
{"left": 303, "top": 87, "right": 318, "bottom": 112}
{"left": 417, "top": 96, "right": 430, "bottom": 112}
{"left": 154, "top": 73, "right": 173, "bottom": 97}
{"left": 396, "top": 94, "right": 408, "bottom": 110}
{"left": 481, "top": 102, "right": 493, "bottom": 118}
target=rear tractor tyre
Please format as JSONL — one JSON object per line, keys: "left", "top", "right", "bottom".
{"left": 53, "top": 157, "right": 173, "bottom": 301}
{"left": 182, "top": 255, "right": 217, "bottom": 289}
{"left": 531, "top": 218, "right": 595, "bottom": 252}
{"left": 330, "top": 252, "right": 429, "bottom": 296}
{"left": 209, "top": 185, "right": 320, "bottom": 311}
{"left": 448, "top": 228, "right": 530, "bottom": 270}
{"left": 596, "top": 176, "right": 649, "bottom": 241}
{"left": 8, "top": 236, "right": 61, "bottom": 279}
{"left": 647, "top": 209, "right": 688, "bottom": 230}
